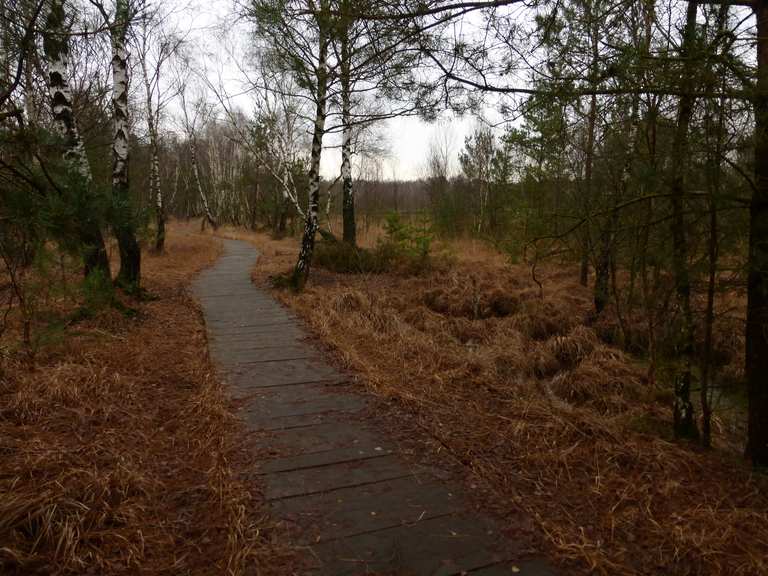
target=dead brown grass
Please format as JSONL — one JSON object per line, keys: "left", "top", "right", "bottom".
{"left": 240, "top": 228, "right": 768, "bottom": 576}
{"left": 0, "top": 221, "right": 293, "bottom": 575}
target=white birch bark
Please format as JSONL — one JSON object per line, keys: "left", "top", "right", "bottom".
{"left": 190, "top": 136, "right": 217, "bottom": 229}
{"left": 292, "top": 7, "right": 329, "bottom": 287}
{"left": 140, "top": 55, "right": 164, "bottom": 249}
{"left": 339, "top": 2, "right": 356, "bottom": 245}
{"left": 43, "top": 0, "right": 110, "bottom": 277}
{"left": 43, "top": 0, "right": 92, "bottom": 183}
{"left": 340, "top": 76, "right": 355, "bottom": 243}
{"left": 110, "top": 0, "right": 141, "bottom": 287}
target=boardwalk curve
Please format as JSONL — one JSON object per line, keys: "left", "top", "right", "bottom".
{"left": 193, "top": 238, "right": 556, "bottom": 576}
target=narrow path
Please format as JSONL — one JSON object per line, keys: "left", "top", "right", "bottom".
{"left": 194, "top": 239, "right": 555, "bottom": 576}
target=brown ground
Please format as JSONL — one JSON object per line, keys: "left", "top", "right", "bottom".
{"left": 0, "top": 222, "right": 294, "bottom": 575}
{"left": 231, "top": 225, "right": 768, "bottom": 576}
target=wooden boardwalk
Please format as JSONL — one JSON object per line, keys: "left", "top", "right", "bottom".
{"left": 193, "top": 239, "right": 556, "bottom": 576}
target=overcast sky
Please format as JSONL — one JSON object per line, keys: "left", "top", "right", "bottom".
{"left": 321, "top": 114, "right": 474, "bottom": 181}
{"left": 171, "top": 0, "right": 481, "bottom": 181}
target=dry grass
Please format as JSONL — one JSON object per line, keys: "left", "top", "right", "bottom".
{"left": 0, "top": 221, "right": 293, "bottom": 575}
{"left": 239, "top": 227, "right": 768, "bottom": 576}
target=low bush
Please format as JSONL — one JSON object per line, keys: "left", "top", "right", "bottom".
{"left": 313, "top": 236, "right": 387, "bottom": 273}
{"left": 313, "top": 213, "right": 440, "bottom": 275}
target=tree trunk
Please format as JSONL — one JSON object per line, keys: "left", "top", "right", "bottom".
{"left": 111, "top": 0, "right": 140, "bottom": 289}
{"left": 190, "top": 137, "right": 217, "bottom": 229}
{"left": 641, "top": 100, "right": 659, "bottom": 386}
{"left": 141, "top": 51, "right": 165, "bottom": 252}
{"left": 699, "top": 3, "right": 730, "bottom": 450}
{"left": 579, "top": 0, "right": 608, "bottom": 292}
{"left": 594, "top": 230, "right": 611, "bottom": 314}
{"left": 152, "top": 145, "right": 165, "bottom": 252}
{"left": 340, "top": 24, "right": 356, "bottom": 246}
{"left": 579, "top": 241, "right": 589, "bottom": 287}
{"left": 43, "top": 0, "right": 110, "bottom": 280}
{"left": 700, "top": 196, "right": 717, "bottom": 448}
{"left": 292, "top": 9, "right": 329, "bottom": 289}
{"left": 746, "top": 0, "right": 768, "bottom": 466}
{"left": 24, "top": 43, "right": 37, "bottom": 123}
{"left": 602, "top": 97, "right": 640, "bottom": 319}
{"left": 669, "top": 0, "right": 699, "bottom": 440}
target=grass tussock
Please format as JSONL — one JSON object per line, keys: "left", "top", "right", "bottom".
{"left": 242, "top": 228, "right": 768, "bottom": 576}
{"left": 0, "top": 221, "right": 292, "bottom": 575}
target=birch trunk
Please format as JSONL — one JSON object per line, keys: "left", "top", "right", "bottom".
{"left": 190, "top": 136, "right": 217, "bottom": 229}
{"left": 669, "top": 0, "right": 699, "bottom": 440}
{"left": 111, "top": 0, "right": 141, "bottom": 289}
{"left": 43, "top": 0, "right": 110, "bottom": 279}
{"left": 292, "top": 11, "right": 329, "bottom": 289}
{"left": 151, "top": 144, "right": 164, "bottom": 251}
{"left": 746, "top": 0, "right": 768, "bottom": 465}
{"left": 140, "top": 54, "right": 165, "bottom": 252}
{"left": 340, "top": 18, "right": 356, "bottom": 245}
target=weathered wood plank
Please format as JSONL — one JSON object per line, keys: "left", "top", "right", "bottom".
{"left": 271, "top": 476, "right": 461, "bottom": 542}
{"left": 263, "top": 454, "right": 414, "bottom": 500}
{"left": 193, "top": 239, "right": 558, "bottom": 576}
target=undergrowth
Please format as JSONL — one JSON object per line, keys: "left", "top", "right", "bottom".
{"left": 0, "top": 223, "right": 293, "bottom": 575}
{"left": 246, "top": 230, "right": 768, "bottom": 576}
{"left": 313, "top": 212, "right": 447, "bottom": 275}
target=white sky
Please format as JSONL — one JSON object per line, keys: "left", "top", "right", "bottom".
{"left": 321, "top": 114, "right": 474, "bottom": 181}
{"left": 168, "top": 0, "right": 481, "bottom": 181}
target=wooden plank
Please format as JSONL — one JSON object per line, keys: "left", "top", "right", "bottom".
{"left": 252, "top": 408, "right": 366, "bottom": 431}
{"left": 257, "top": 421, "right": 390, "bottom": 457}
{"left": 310, "top": 512, "right": 509, "bottom": 576}
{"left": 211, "top": 344, "right": 319, "bottom": 365}
{"left": 208, "top": 323, "right": 305, "bottom": 338}
{"left": 237, "top": 382, "right": 365, "bottom": 419}
{"left": 226, "top": 358, "right": 345, "bottom": 388}
{"left": 272, "top": 476, "right": 462, "bottom": 542}
{"left": 263, "top": 455, "right": 414, "bottom": 500}
{"left": 468, "top": 559, "right": 558, "bottom": 575}
{"left": 193, "top": 239, "right": 557, "bottom": 576}
{"left": 260, "top": 445, "right": 393, "bottom": 474}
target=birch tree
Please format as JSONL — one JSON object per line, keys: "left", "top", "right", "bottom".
{"left": 330, "top": 0, "right": 432, "bottom": 246}
{"left": 43, "top": 0, "right": 111, "bottom": 279}
{"left": 134, "top": 5, "right": 182, "bottom": 252}
{"left": 178, "top": 81, "right": 217, "bottom": 229}
{"left": 201, "top": 52, "right": 309, "bottom": 229}
{"left": 338, "top": 0, "right": 355, "bottom": 244}
{"left": 93, "top": 0, "right": 141, "bottom": 289}
{"left": 249, "top": 0, "right": 334, "bottom": 289}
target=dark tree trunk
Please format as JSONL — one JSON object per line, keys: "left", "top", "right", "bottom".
{"left": 669, "top": 0, "right": 699, "bottom": 440}
{"left": 583, "top": 2, "right": 598, "bottom": 293}
{"left": 746, "top": 0, "right": 768, "bottom": 466}
{"left": 699, "top": 3, "right": 729, "bottom": 450}
{"left": 594, "top": 231, "right": 611, "bottom": 314}
{"left": 579, "top": 245, "right": 589, "bottom": 287}
{"left": 701, "top": 196, "right": 717, "bottom": 449}
{"left": 81, "top": 219, "right": 111, "bottom": 279}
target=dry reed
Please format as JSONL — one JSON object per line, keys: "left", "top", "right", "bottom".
{"left": 1, "top": 221, "right": 294, "bottom": 575}
{"left": 237, "top": 227, "right": 768, "bottom": 576}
